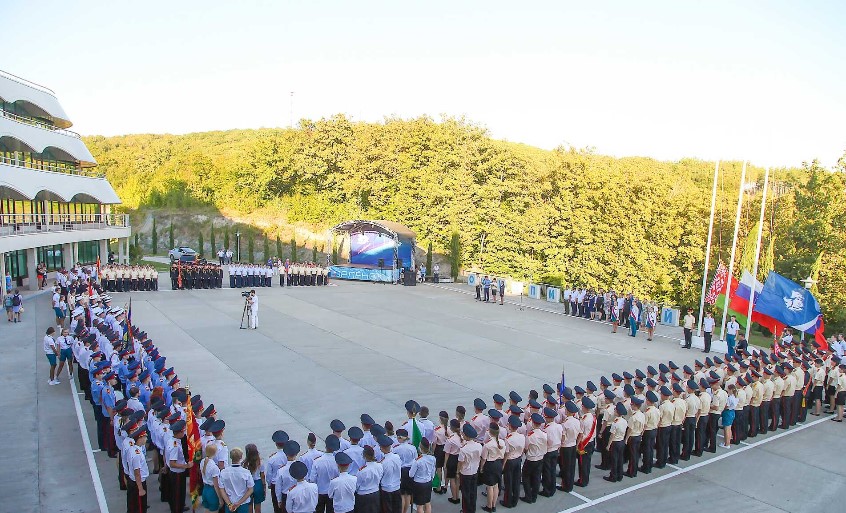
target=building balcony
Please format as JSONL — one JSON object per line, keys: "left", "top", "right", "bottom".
{"left": 0, "top": 160, "right": 118, "bottom": 203}
{"left": 0, "top": 115, "right": 96, "bottom": 167}
{"left": 1, "top": 109, "right": 81, "bottom": 138}
{"left": 0, "top": 213, "right": 131, "bottom": 253}
{"left": 0, "top": 70, "right": 72, "bottom": 128}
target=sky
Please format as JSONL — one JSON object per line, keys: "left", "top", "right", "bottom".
{"left": 3, "top": 1, "right": 845, "bottom": 169}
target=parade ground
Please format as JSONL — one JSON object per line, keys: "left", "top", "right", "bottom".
{"left": 4, "top": 279, "right": 845, "bottom": 513}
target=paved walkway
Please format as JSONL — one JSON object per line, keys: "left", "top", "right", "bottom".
{"left": 7, "top": 280, "right": 846, "bottom": 512}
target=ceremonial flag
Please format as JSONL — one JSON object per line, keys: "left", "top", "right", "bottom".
{"left": 411, "top": 418, "right": 422, "bottom": 449}
{"left": 96, "top": 255, "right": 101, "bottom": 280}
{"left": 705, "top": 261, "right": 737, "bottom": 305}
{"left": 728, "top": 270, "right": 785, "bottom": 334}
{"left": 558, "top": 365, "right": 566, "bottom": 405}
{"left": 126, "top": 297, "right": 133, "bottom": 344}
{"left": 753, "top": 271, "right": 825, "bottom": 347}
{"left": 185, "top": 392, "right": 203, "bottom": 508}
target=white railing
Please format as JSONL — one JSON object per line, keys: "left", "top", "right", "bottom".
{"left": 0, "top": 69, "right": 56, "bottom": 95}
{"left": 0, "top": 154, "right": 104, "bottom": 178}
{"left": 1, "top": 109, "right": 81, "bottom": 138}
{"left": 0, "top": 213, "right": 129, "bottom": 237}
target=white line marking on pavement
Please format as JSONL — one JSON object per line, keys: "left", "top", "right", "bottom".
{"left": 666, "top": 463, "right": 682, "bottom": 470}
{"left": 69, "top": 376, "right": 110, "bottom": 513}
{"left": 555, "top": 415, "right": 830, "bottom": 513}
{"left": 740, "top": 441, "right": 751, "bottom": 446}
{"left": 569, "top": 491, "right": 591, "bottom": 503}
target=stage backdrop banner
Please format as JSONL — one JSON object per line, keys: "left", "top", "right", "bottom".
{"left": 329, "top": 265, "right": 399, "bottom": 282}
{"left": 528, "top": 283, "right": 542, "bottom": 300}
{"left": 546, "top": 287, "right": 560, "bottom": 303}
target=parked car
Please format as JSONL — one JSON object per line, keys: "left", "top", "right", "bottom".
{"left": 168, "top": 247, "right": 197, "bottom": 262}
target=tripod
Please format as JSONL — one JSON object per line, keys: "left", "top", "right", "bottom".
{"left": 240, "top": 299, "right": 250, "bottom": 329}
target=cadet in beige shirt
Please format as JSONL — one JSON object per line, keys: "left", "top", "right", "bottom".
{"left": 770, "top": 371, "right": 785, "bottom": 430}
{"left": 669, "top": 383, "right": 686, "bottom": 464}
{"left": 781, "top": 368, "right": 797, "bottom": 429}
{"left": 641, "top": 391, "right": 660, "bottom": 473}
{"left": 682, "top": 380, "right": 699, "bottom": 460}
{"left": 707, "top": 380, "right": 727, "bottom": 453}
{"left": 625, "top": 397, "right": 645, "bottom": 477}
{"left": 522, "top": 414, "right": 547, "bottom": 503}
{"left": 457, "top": 424, "right": 483, "bottom": 513}
{"left": 558, "top": 402, "right": 580, "bottom": 492}
{"left": 695, "top": 379, "right": 712, "bottom": 456}
{"left": 604, "top": 403, "right": 628, "bottom": 482}
{"left": 656, "top": 387, "right": 674, "bottom": 468}
{"left": 541, "top": 407, "right": 563, "bottom": 496}
{"left": 812, "top": 359, "right": 826, "bottom": 415}
{"left": 481, "top": 424, "right": 506, "bottom": 512}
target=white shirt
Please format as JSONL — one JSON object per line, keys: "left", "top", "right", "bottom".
{"left": 219, "top": 464, "right": 253, "bottom": 502}
{"left": 43, "top": 335, "right": 57, "bottom": 354}
{"left": 250, "top": 295, "right": 259, "bottom": 313}
{"left": 703, "top": 317, "right": 716, "bottom": 333}
{"left": 726, "top": 321, "right": 740, "bottom": 336}
{"left": 328, "top": 473, "right": 357, "bottom": 513}
{"left": 202, "top": 457, "right": 221, "bottom": 485}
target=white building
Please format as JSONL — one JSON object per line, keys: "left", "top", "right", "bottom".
{"left": 1, "top": 69, "right": 130, "bottom": 291}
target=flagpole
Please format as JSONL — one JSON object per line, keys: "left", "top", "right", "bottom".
{"left": 697, "top": 160, "right": 720, "bottom": 336}
{"left": 719, "top": 160, "right": 747, "bottom": 341}
{"left": 745, "top": 167, "right": 769, "bottom": 340}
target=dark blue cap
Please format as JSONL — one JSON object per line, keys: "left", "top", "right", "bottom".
{"left": 612, "top": 373, "right": 623, "bottom": 382}
{"left": 376, "top": 435, "right": 393, "bottom": 447}
{"left": 371, "top": 424, "right": 386, "bottom": 437}
{"left": 528, "top": 399, "right": 541, "bottom": 409}
{"left": 546, "top": 396, "right": 558, "bottom": 406}
{"left": 284, "top": 440, "right": 300, "bottom": 456}
{"left": 635, "top": 369, "right": 646, "bottom": 379}
{"left": 727, "top": 364, "right": 737, "bottom": 372}
{"left": 586, "top": 381, "right": 597, "bottom": 392}
{"left": 632, "top": 396, "right": 644, "bottom": 405}
{"left": 565, "top": 401, "right": 579, "bottom": 414}
{"left": 600, "top": 376, "right": 611, "bottom": 386}
{"left": 672, "top": 383, "right": 683, "bottom": 394}
{"left": 493, "top": 394, "right": 506, "bottom": 404}
{"left": 272, "top": 430, "right": 289, "bottom": 444}
{"left": 360, "top": 414, "right": 374, "bottom": 425}
{"left": 669, "top": 361, "right": 679, "bottom": 370}
{"left": 709, "top": 371, "right": 720, "bottom": 380}
{"left": 634, "top": 380, "right": 645, "bottom": 389}
{"left": 646, "top": 391, "right": 659, "bottom": 403}
{"left": 660, "top": 386, "right": 672, "bottom": 397}
{"left": 474, "top": 398, "right": 486, "bottom": 410}
{"left": 542, "top": 384, "right": 555, "bottom": 394}
{"left": 683, "top": 365, "right": 693, "bottom": 375}
{"left": 326, "top": 434, "right": 341, "bottom": 452}
{"left": 623, "top": 384, "right": 635, "bottom": 396}
{"left": 201, "top": 404, "right": 216, "bottom": 418}
{"left": 603, "top": 389, "right": 616, "bottom": 400}
{"left": 330, "top": 419, "right": 345, "bottom": 432}
{"left": 647, "top": 365, "right": 658, "bottom": 375}
{"left": 705, "top": 357, "right": 714, "bottom": 367}
{"left": 130, "top": 424, "right": 148, "bottom": 439}
{"left": 671, "top": 372, "right": 681, "bottom": 382}
{"left": 646, "top": 377, "right": 658, "bottom": 387}
{"left": 172, "top": 420, "right": 186, "bottom": 433}
{"left": 699, "top": 378, "right": 710, "bottom": 388}
{"left": 509, "top": 391, "right": 522, "bottom": 402}
{"left": 695, "top": 360, "right": 704, "bottom": 368}
{"left": 615, "top": 403, "right": 627, "bottom": 415}
{"left": 737, "top": 377, "right": 746, "bottom": 386}
{"left": 289, "top": 461, "right": 308, "bottom": 480}
{"left": 462, "top": 423, "right": 478, "bottom": 439}
{"left": 714, "top": 357, "right": 723, "bottom": 365}
{"left": 659, "top": 363, "right": 670, "bottom": 374}
{"left": 508, "top": 405, "right": 523, "bottom": 415}
{"left": 530, "top": 413, "right": 544, "bottom": 424}
{"left": 581, "top": 397, "right": 595, "bottom": 409}
{"left": 562, "top": 388, "right": 574, "bottom": 401}
{"left": 508, "top": 415, "right": 522, "bottom": 428}
{"left": 623, "top": 371, "right": 633, "bottom": 380}
{"left": 543, "top": 407, "right": 557, "bottom": 418}
{"left": 488, "top": 409, "right": 503, "bottom": 419}
{"left": 348, "top": 427, "right": 363, "bottom": 440}
{"left": 573, "top": 386, "right": 585, "bottom": 395}
{"left": 200, "top": 418, "right": 214, "bottom": 431}
{"left": 405, "top": 400, "right": 420, "bottom": 414}
{"left": 687, "top": 379, "right": 698, "bottom": 390}
{"left": 335, "top": 452, "right": 353, "bottom": 466}
{"left": 209, "top": 420, "right": 226, "bottom": 433}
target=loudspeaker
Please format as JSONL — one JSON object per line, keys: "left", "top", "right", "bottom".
{"left": 403, "top": 270, "right": 417, "bottom": 286}
{"left": 377, "top": 258, "right": 385, "bottom": 268}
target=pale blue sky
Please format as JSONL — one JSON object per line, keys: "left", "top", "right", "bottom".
{"left": 3, "top": 1, "right": 844, "bottom": 168}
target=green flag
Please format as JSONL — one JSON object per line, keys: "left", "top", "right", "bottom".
{"left": 716, "top": 293, "right": 748, "bottom": 327}
{"left": 411, "top": 418, "right": 422, "bottom": 449}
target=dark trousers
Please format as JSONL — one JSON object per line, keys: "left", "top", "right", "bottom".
{"left": 93, "top": 406, "right": 106, "bottom": 451}
{"left": 626, "top": 436, "right": 641, "bottom": 477}
{"left": 797, "top": 391, "right": 809, "bottom": 423}
{"left": 127, "top": 478, "right": 147, "bottom": 513}
{"left": 483, "top": 288, "right": 490, "bottom": 301}
{"left": 570, "top": 301, "right": 577, "bottom": 316}
{"left": 168, "top": 470, "right": 186, "bottom": 513}
{"left": 706, "top": 413, "right": 719, "bottom": 452}
{"left": 609, "top": 440, "right": 625, "bottom": 481}
{"left": 460, "top": 474, "right": 477, "bottom": 513}
{"left": 542, "top": 450, "right": 558, "bottom": 494}
{"left": 380, "top": 490, "right": 401, "bottom": 513}
{"left": 683, "top": 328, "right": 692, "bottom": 348}
{"left": 558, "top": 446, "right": 576, "bottom": 492}
{"left": 315, "top": 493, "right": 334, "bottom": 513}
{"left": 502, "top": 458, "right": 521, "bottom": 507}
{"left": 748, "top": 405, "right": 759, "bottom": 437}
{"left": 270, "top": 484, "right": 279, "bottom": 513}
{"left": 475, "top": 285, "right": 481, "bottom": 300}
{"left": 78, "top": 365, "right": 92, "bottom": 400}
{"left": 759, "top": 401, "right": 770, "bottom": 434}
{"left": 576, "top": 441, "right": 594, "bottom": 486}
{"left": 640, "top": 430, "right": 655, "bottom": 473}
{"left": 770, "top": 399, "right": 781, "bottom": 430}
{"left": 521, "top": 459, "right": 542, "bottom": 502}
{"left": 703, "top": 332, "right": 712, "bottom": 352}
{"left": 656, "top": 426, "right": 670, "bottom": 467}
{"left": 681, "top": 417, "right": 696, "bottom": 459}
{"left": 669, "top": 424, "right": 681, "bottom": 463}
{"left": 355, "top": 491, "right": 379, "bottom": 513}
{"left": 598, "top": 426, "right": 611, "bottom": 469}
{"left": 781, "top": 396, "right": 792, "bottom": 429}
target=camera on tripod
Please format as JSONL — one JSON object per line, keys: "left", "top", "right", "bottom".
{"left": 241, "top": 291, "right": 251, "bottom": 298}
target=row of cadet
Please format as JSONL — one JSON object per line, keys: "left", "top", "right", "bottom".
{"left": 99, "top": 265, "right": 160, "bottom": 292}
{"left": 61, "top": 296, "right": 846, "bottom": 513}
{"left": 228, "top": 262, "right": 330, "bottom": 288}
{"left": 169, "top": 262, "right": 224, "bottom": 290}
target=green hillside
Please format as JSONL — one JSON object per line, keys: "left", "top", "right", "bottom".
{"left": 84, "top": 115, "right": 846, "bottom": 332}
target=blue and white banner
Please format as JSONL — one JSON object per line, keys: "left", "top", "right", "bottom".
{"left": 753, "top": 271, "right": 822, "bottom": 333}
{"left": 467, "top": 274, "right": 477, "bottom": 287}
{"left": 528, "top": 283, "right": 541, "bottom": 300}
{"left": 546, "top": 287, "right": 560, "bottom": 303}
{"left": 329, "top": 265, "right": 399, "bottom": 282}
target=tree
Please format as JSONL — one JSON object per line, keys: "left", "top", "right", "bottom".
{"left": 198, "top": 231, "right": 204, "bottom": 257}
{"left": 210, "top": 224, "right": 216, "bottom": 254}
{"left": 276, "top": 234, "right": 282, "bottom": 259}
{"left": 426, "top": 241, "right": 433, "bottom": 278}
{"left": 169, "top": 222, "right": 175, "bottom": 249}
{"left": 263, "top": 234, "right": 270, "bottom": 262}
{"left": 151, "top": 218, "right": 158, "bottom": 254}
{"left": 223, "top": 225, "right": 230, "bottom": 251}
{"left": 312, "top": 243, "right": 318, "bottom": 263}
{"left": 331, "top": 237, "right": 338, "bottom": 264}
{"left": 449, "top": 232, "right": 462, "bottom": 280}
{"left": 290, "top": 237, "right": 297, "bottom": 261}
{"left": 248, "top": 233, "right": 255, "bottom": 262}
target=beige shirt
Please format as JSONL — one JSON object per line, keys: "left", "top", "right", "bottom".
{"left": 457, "top": 440, "right": 483, "bottom": 476}
{"left": 644, "top": 406, "right": 660, "bottom": 431}
{"left": 712, "top": 389, "right": 728, "bottom": 413}
{"left": 609, "top": 417, "right": 628, "bottom": 442}
{"left": 750, "top": 382, "right": 763, "bottom": 406}
{"left": 658, "top": 401, "right": 674, "bottom": 428}
{"left": 762, "top": 380, "right": 775, "bottom": 402}
{"left": 627, "top": 410, "right": 645, "bottom": 437}
{"left": 504, "top": 432, "right": 525, "bottom": 460}
{"left": 524, "top": 429, "right": 548, "bottom": 462}
{"left": 671, "top": 398, "right": 686, "bottom": 425}
{"left": 772, "top": 377, "right": 785, "bottom": 398}
{"left": 561, "top": 417, "right": 580, "bottom": 448}
{"left": 482, "top": 438, "right": 505, "bottom": 462}
{"left": 685, "top": 395, "right": 700, "bottom": 418}
{"left": 813, "top": 367, "right": 826, "bottom": 386}
{"left": 783, "top": 374, "right": 796, "bottom": 396}
{"left": 579, "top": 412, "right": 596, "bottom": 443}
{"left": 735, "top": 387, "right": 748, "bottom": 410}
{"left": 699, "top": 390, "right": 712, "bottom": 414}
{"left": 544, "top": 422, "right": 564, "bottom": 452}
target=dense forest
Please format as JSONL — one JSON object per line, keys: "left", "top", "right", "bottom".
{"left": 84, "top": 115, "right": 846, "bottom": 332}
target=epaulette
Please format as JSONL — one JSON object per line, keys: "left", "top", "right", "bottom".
{"left": 288, "top": 484, "right": 297, "bottom": 492}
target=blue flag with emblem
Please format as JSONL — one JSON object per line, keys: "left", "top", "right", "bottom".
{"left": 752, "top": 271, "right": 822, "bottom": 334}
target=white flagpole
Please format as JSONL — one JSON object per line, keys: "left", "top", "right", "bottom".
{"left": 719, "top": 160, "right": 747, "bottom": 341}
{"left": 697, "top": 160, "right": 720, "bottom": 336}
{"left": 745, "top": 167, "right": 770, "bottom": 340}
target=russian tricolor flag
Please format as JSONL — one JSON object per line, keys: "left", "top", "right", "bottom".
{"left": 729, "top": 270, "right": 785, "bottom": 335}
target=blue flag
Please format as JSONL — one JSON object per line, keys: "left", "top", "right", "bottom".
{"left": 752, "top": 271, "right": 821, "bottom": 333}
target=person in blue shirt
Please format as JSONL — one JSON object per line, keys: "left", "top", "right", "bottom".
{"left": 355, "top": 446, "right": 383, "bottom": 513}
{"left": 90, "top": 364, "right": 108, "bottom": 451}
{"left": 409, "top": 439, "right": 436, "bottom": 513}
{"left": 328, "top": 453, "right": 356, "bottom": 513}
{"left": 309, "top": 435, "right": 341, "bottom": 513}
{"left": 101, "top": 371, "right": 119, "bottom": 457}
{"left": 378, "top": 435, "right": 402, "bottom": 513}
{"left": 482, "top": 276, "right": 491, "bottom": 302}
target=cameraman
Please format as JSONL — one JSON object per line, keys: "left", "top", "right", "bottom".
{"left": 248, "top": 289, "right": 259, "bottom": 329}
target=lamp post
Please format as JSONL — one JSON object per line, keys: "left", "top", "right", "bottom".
{"left": 799, "top": 275, "right": 816, "bottom": 343}
{"left": 236, "top": 231, "right": 241, "bottom": 262}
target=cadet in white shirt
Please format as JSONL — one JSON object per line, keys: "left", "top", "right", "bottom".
{"left": 329, "top": 452, "right": 357, "bottom": 513}
{"left": 286, "top": 461, "right": 318, "bottom": 513}
{"left": 219, "top": 447, "right": 254, "bottom": 513}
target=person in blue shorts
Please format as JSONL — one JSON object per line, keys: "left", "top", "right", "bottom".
{"left": 43, "top": 327, "right": 59, "bottom": 385}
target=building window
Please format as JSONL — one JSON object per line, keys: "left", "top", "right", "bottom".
{"left": 37, "top": 244, "right": 63, "bottom": 271}
{"left": 77, "top": 240, "right": 100, "bottom": 264}
{"left": 4, "top": 250, "right": 27, "bottom": 280}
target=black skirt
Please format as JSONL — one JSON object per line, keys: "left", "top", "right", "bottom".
{"left": 434, "top": 444, "right": 446, "bottom": 468}
{"left": 481, "top": 459, "right": 503, "bottom": 486}
{"left": 400, "top": 467, "right": 413, "bottom": 494}
{"left": 836, "top": 391, "right": 846, "bottom": 406}
{"left": 412, "top": 481, "right": 432, "bottom": 505}
{"left": 812, "top": 385, "right": 823, "bottom": 401}
{"left": 445, "top": 454, "right": 459, "bottom": 478}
